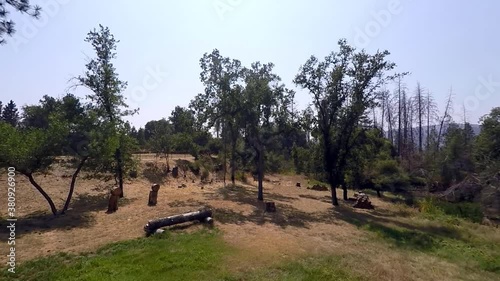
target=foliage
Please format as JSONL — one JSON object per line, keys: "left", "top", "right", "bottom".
{"left": 418, "top": 197, "right": 483, "bottom": 223}
{"left": 294, "top": 39, "right": 397, "bottom": 205}
{"left": 1, "top": 99, "right": 20, "bottom": 127}
{"left": 0, "top": 0, "right": 41, "bottom": 44}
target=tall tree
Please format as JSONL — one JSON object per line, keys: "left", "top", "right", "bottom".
{"left": 0, "top": 0, "right": 41, "bottom": 44}
{"left": 75, "top": 25, "right": 136, "bottom": 197}
{"left": 190, "top": 49, "right": 244, "bottom": 186}
{"left": 294, "top": 39, "right": 396, "bottom": 205}
{"left": 169, "top": 106, "right": 195, "bottom": 134}
{"left": 415, "top": 82, "right": 424, "bottom": 152}
{"left": 436, "top": 89, "right": 453, "bottom": 151}
{"left": 242, "top": 61, "right": 295, "bottom": 201}
{"left": 2, "top": 100, "right": 20, "bottom": 127}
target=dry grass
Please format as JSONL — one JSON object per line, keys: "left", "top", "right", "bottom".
{"left": 0, "top": 157, "right": 499, "bottom": 281}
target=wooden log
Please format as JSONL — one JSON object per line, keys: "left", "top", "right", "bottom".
{"left": 148, "top": 184, "right": 160, "bottom": 206}
{"left": 144, "top": 208, "right": 213, "bottom": 235}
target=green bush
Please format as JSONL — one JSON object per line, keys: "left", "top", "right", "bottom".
{"left": 235, "top": 171, "right": 247, "bottom": 183}
{"left": 418, "top": 197, "right": 483, "bottom": 223}
{"left": 369, "top": 159, "right": 410, "bottom": 192}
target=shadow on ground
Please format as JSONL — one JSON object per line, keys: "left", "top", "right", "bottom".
{"left": 0, "top": 193, "right": 136, "bottom": 240}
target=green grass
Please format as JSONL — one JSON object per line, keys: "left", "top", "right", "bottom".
{"left": 360, "top": 219, "right": 500, "bottom": 274}
{"left": 2, "top": 230, "right": 231, "bottom": 281}
{"left": 418, "top": 197, "right": 484, "bottom": 223}
{"left": 229, "top": 256, "right": 362, "bottom": 281}
{"left": 2, "top": 229, "right": 362, "bottom": 281}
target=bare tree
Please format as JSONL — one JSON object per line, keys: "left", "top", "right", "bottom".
{"left": 415, "top": 82, "right": 424, "bottom": 152}
{"left": 436, "top": 88, "right": 454, "bottom": 151}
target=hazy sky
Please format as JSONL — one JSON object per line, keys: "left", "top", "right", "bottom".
{"left": 1, "top": 0, "right": 499, "bottom": 127}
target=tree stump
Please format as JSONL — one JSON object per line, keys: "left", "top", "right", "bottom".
{"left": 148, "top": 184, "right": 161, "bottom": 206}
{"left": 265, "top": 202, "right": 276, "bottom": 212}
{"left": 107, "top": 187, "right": 121, "bottom": 213}
{"left": 172, "top": 166, "right": 179, "bottom": 178}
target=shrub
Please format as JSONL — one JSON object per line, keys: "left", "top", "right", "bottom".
{"left": 235, "top": 171, "right": 247, "bottom": 183}
{"left": 418, "top": 197, "right": 483, "bottom": 223}
{"left": 201, "top": 169, "right": 210, "bottom": 181}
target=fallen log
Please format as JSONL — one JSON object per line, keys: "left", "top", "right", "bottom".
{"left": 144, "top": 208, "right": 213, "bottom": 235}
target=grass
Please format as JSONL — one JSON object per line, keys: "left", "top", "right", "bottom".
{"left": 357, "top": 211, "right": 500, "bottom": 274}
{"left": 2, "top": 230, "right": 231, "bottom": 281}
{"left": 418, "top": 197, "right": 484, "bottom": 223}
{"left": 228, "top": 256, "right": 362, "bottom": 281}
{"left": 2, "top": 229, "right": 363, "bottom": 281}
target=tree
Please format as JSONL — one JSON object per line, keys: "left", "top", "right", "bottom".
{"left": 190, "top": 49, "right": 244, "bottom": 186}
{"left": 2, "top": 100, "right": 20, "bottom": 127}
{"left": 294, "top": 39, "right": 396, "bottom": 206}
{"left": 241, "top": 61, "right": 295, "bottom": 201}
{"left": 75, "top": 25, "right": 136, "bottom": 197}
{"left": 0, "top": 0, "right": 41, "bottom": 44}
{"left": 415, "top": 82, "right": 424, "bottom": 152}
{"left": 475, "top": 107, "right": 500, "bottom": 171}
{"left": 169, "top": 106, "right": 195, "bottom": 134}
{"left": 0, "top": 118, "right": 67, "bottom": 215}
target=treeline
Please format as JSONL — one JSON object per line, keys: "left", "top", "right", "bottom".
{"left": 1, "top": 25, "right": 499, "bottom": 216}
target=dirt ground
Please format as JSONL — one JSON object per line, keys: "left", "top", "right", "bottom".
{"left": 0, "top": 156, "right": 496, "bottom": 281}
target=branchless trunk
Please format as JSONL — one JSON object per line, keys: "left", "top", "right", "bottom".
{"left": 323, "top": 134, "right": 339, "bottom": 206}
{"left": 437, "top": 90, "right": 453, "bottom": 151}
{"left": 25, "top": 172, "right": 58, "bottom": 216}
{"left": 116, "top": 148, "right": 124, "bottom": 198}
{"left": 61, "top": 156, "right": 89, "bottom": 214}
{"left": 230, "top": 137, "right": 237, "bottom": 186}
{"left": 256, "top": 143, "right": 264, "bottom": 201}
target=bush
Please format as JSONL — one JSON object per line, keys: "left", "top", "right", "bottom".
{"left": 418, "top": 197, "right": 483, "bottom": 223}
{"left": 235, "top": 171, "right": 247, "bottom": 183}
{"left": 369, "top": 159, "right": 410, "bottom": 192}
{"left": 201, "top": 169, "right": 210, "bottom": 181}
{"left": 188, "top": 161, "right": 200, "bottom": 176}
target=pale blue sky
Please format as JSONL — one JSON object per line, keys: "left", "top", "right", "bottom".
{"left": 1, "top": 0, "right": 499, "bottom": 127}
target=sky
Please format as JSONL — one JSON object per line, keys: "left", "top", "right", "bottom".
{"left": 1, "top": 0, "right": 499, "bottom": 128}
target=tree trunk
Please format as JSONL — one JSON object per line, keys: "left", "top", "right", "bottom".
{"left": 26, "top": 173, "right": 58, "bottom": 216}
{"left": 116, "top": 148, "right": 124, "bottom": 198}
{"left": 257, "top": 146, "right": 264, "bottom": 201}
{"left": 61, "top": 156, "right": 88, "bottom": 214}
{"left": 376, "top": 189, "right": 381, "bottom": 198}
{"left": 230, "top": 140, "right": 236, "bottom": 186}
{"left": 343, "top": 185, "right": 348, "bottom": 201}
{"left": 329, "top": 172, "right": 339, "bottom": 206}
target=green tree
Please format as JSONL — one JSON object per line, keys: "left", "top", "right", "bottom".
{"left": 75, "top": 25, "right": 136, "bottom": 197}
{"left": 294, "top": 39, "right": 396, "bottom": 205}
{"left": 190, "top": 49, "right": 244, "bottom": 186}
{"left": 2, "top": 100, "right": 20, "bottom": 127}
{"left": 475, "top": 107, "right": 500, "bottom": 172}
{"left": 169, "top": 106, "right": 195, "bottom": 134}
{"left": 0, "top": 118, "right": 67, "bottom": 215}
{"left": 241, "top": 62, "right": 295, "bottom": 201}
{"left": 0, "top": 0, "right": 41, "bottom": 44}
